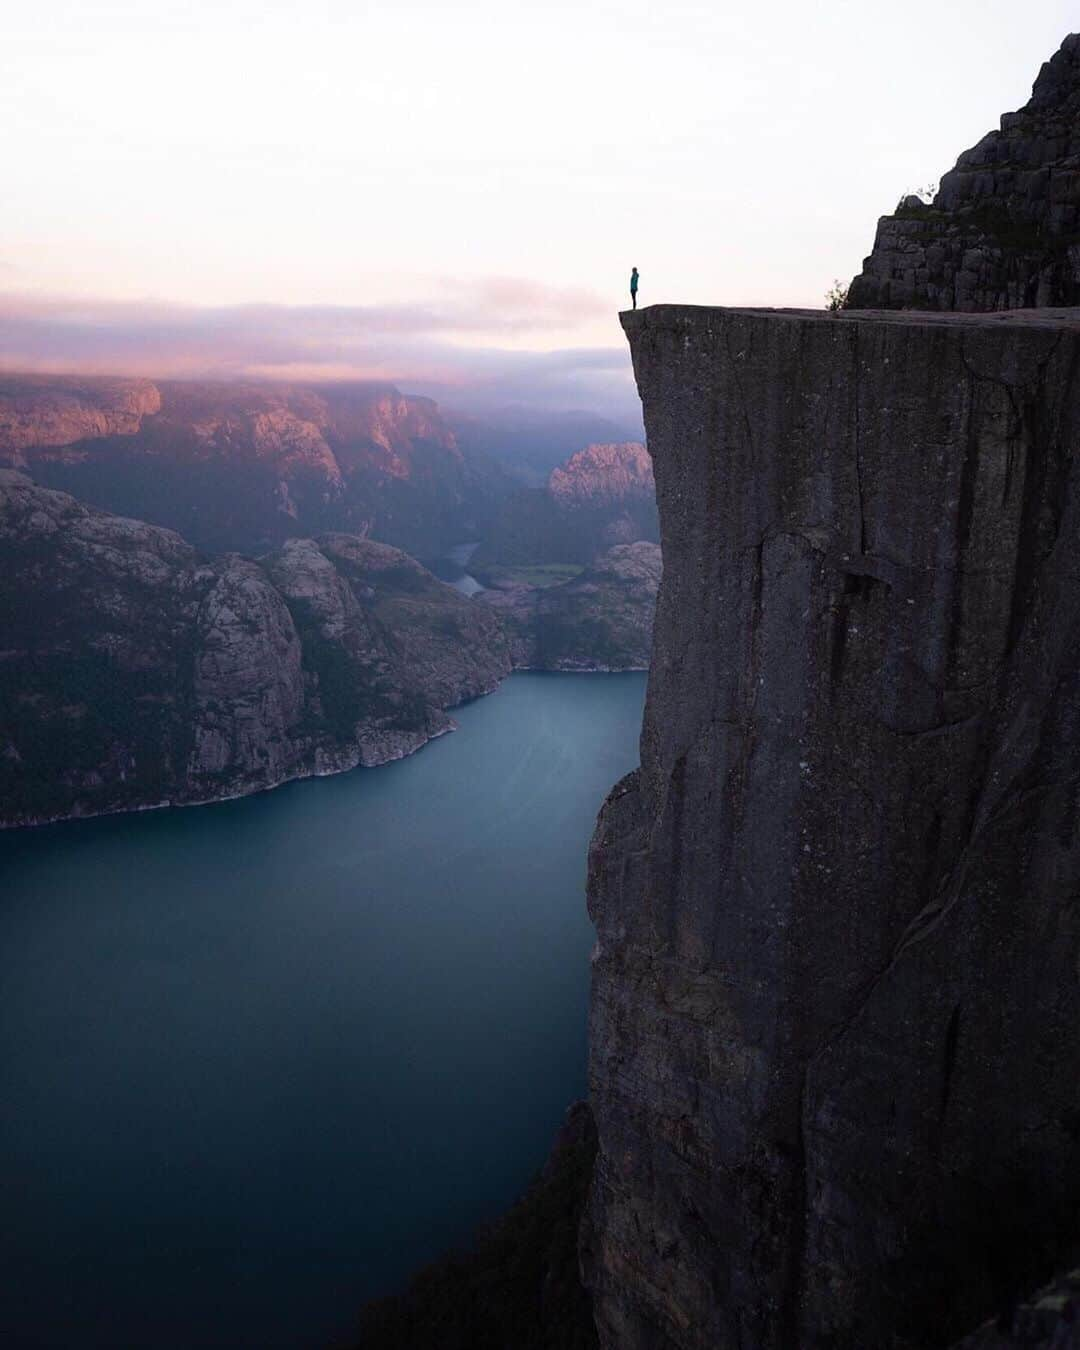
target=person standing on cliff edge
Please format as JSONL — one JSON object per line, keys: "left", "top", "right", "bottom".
{"left": 630, "top": 267, "right": 639, "bottom": 309}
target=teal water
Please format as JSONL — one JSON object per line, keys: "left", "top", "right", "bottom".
{"left": 0, "top": 672, "right": 645, "bottom": 1350}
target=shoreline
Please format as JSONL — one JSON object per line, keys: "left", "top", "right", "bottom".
{"left": 0, "top": 667, "right": 647, "bottom": 833}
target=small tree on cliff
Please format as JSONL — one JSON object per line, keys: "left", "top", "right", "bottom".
{"left": 825, "top": 280, "right": 849, "bottom": 312}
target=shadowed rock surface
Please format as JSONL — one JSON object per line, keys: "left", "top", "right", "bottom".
{"left": 951, "top": 1263, "right": 1080, "bottom": 1349}
{"left": 0, "top": 471, "right": 509, "bottom": 828}
{"left": 848, "top": 34, "right": 1080, "bottom": 311}
{"left": 480, "top": 541, "right": 661, "bottom": 671}
{"left": 355, "top": 1102, "right": 599, "bottom": 1350}
{"left": 584, "top": 304, "right": 1080, "bottom": 1349}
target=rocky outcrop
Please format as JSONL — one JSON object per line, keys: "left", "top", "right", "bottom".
{"left": 474, "top": 443, "right": 658, "bottom": 568}
{"left": 302, "top": 533, "right": 512, "bottom": 711}
{"left": 481, "top": 542, "right": 661, "bottom": 671}
{"left": 0, "top": 374, "right": 161, "bottom": 462}
{"left": 549, "top": 442, "right": 654, "bottom": 511}
{"left": 0, "top": 377, "right": 508, "bottom": 558}
{"left": 848, "top": 34, "right": 1080, "bottom": 311}
{"left": 585, "top": 304, "right": 1080, "bottom": 1349}
{"left": 0, "top": 471, "right": 510, "bottom": 828}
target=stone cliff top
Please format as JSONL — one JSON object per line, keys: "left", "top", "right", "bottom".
{"left": 621, "top": 303, "right": 1080, "bottom": 332}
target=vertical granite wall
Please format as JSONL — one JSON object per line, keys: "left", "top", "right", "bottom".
{"left": 584, "top": 304, "right": 1080, "bottom": 1348}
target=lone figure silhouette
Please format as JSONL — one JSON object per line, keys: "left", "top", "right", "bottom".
{"left": 630, "top": 267, "right": 639, "bottom": 309}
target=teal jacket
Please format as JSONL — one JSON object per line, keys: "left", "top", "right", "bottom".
{"left": 630, "top": 270, "right": 639, "bottom": 292}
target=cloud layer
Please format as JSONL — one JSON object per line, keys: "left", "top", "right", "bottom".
{"left": 0, "top": 283, "right": 639, "bottom": 422}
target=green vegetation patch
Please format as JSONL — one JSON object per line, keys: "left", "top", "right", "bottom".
{"left": 480, "top": 564, "right": 585, "bottom": 589}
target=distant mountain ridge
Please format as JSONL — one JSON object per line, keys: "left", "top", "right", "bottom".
{"left": 0, "top": 374, "right": 161, "bottom": 455}
{"left": 447, "top": 408, "right": 644, "bottom": 486}
{"left": 548, "top": 441, "right": 653, "bottom": 505}
{"left": 473, "top": 441, "right": 658, "bottom": 568}
{"left": 0, "top": 374, "right": 508, "bottom": 558}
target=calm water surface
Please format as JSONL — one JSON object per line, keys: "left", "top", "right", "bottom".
{"left": 0, "top": 673, "right": 645, "bottom": 1350}
{"left": 440, "top": 542, "right": 484, "bottom": 596}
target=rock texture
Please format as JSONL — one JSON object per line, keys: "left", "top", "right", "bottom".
{"left": 0, "top": 374, "right": 161, "bottom": 460}
{"left": 952, "top": 1266, "right": 1080, "bottom": 1349}
{"left": 585, "top": 304, "right": 1080, "bottom": 1349}
{"left": 0, "top": 471, "right": 510, "bottom": 828}
{"left": 481, "top": 542, "right": 661, "bottom": 671}
{"left": 0, "top": 376, "right": 508, "bottom": 558}
{"left": 549, "top": 442, "right": 655, "bottom": 513}
{"left": 475, "top": 442, "right": 658, "bottom": 568}
{"left": 848, "top": 34, "right": 1080, "bottom": 311}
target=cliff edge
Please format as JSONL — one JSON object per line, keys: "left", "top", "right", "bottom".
{"left": 585, "top": 304, "right": 1080, "bottom": 1348}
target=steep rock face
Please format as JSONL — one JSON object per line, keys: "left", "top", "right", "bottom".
{"left": 848, "top": 34, "right": 1080, "bottom": 311}
{"left": 0, "top": 378, "right": 506, "bottom": 557}
{"left": 481, "top": 541, "right": 661, "bottom": 671}
{"left": 0, "top": 472, "right": 510, "bottom": 827}
{"left": 549, "top": 442, "right": 655, "bottom": 508}
{"left": 308, "top": 533, "right": 511, "bottom": 711}
{"left": 0, "top": 374, "right": 162, "bottom": 461}
{"left": 585, "top": 305, "right": 1080, "bottom": 1349}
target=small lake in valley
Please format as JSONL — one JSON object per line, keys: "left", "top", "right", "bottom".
{"left": 0, "top": 672, "right": 646, "bottom": 1350}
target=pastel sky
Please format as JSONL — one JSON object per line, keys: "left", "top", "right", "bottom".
{"left": 2, "top": 0, "right": 1076, "bottom": 416}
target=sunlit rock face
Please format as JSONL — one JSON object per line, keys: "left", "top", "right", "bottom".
{"left": 475, "top": 442, "right": 658, "bottom": 569}
{"left": 848, "top": 34, "right": 1080, "bottom": 312}
{"left": 0, "top": 472, "right": 510, "bottom": 828}
{"left": 549, "top": 441, "right": 654, "bottom": 508}
{"left": 0, "top": 375, "right": 162, "bottom": 462}
{"left": 584, "top": 304, "right": 1080, "bottom": 1350}
{"left": 0, "top": 376, "right": 502, "bottom": 557}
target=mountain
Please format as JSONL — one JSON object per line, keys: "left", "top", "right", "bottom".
{"left": 0, "top": 470, "right": 510, "bottom": 828}
{"left": 447, "top": 408, "right": 645, "bottom": 486}
{"left": 480, "top": 541, "right": 660, "bottom": 671}
{"left": 848, "top": 33, "right": 1080, "bottom": 310}
{"left": 473, "top": 442, "right": 658, "bottom": 568}
{"left": 0, "top": 375, "right": 511, "bottom": 559}
{"left": 0, "top": 374, "right": 161, "bottom": 454}
{"left": 547, "top": 441, "right": 655, "bottom": 512}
